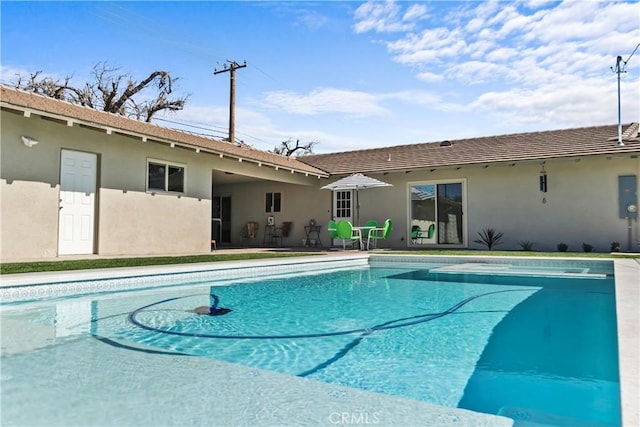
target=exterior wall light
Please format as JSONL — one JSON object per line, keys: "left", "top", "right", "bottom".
{"left": 21, "top": 136, "right": 39, "bottom": 148}
{"left": 539, "top": 164, "right": 547, "bottom": 193}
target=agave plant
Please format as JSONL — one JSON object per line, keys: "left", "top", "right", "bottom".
{"left": 474, "top": 228, "right": 504, "bottom": 250}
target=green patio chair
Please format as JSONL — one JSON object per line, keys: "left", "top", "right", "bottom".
{"left": 362, "top": 220, "right": 378, "bottom": 242}
{"left": 427, "top": 223, "right": 435, "bottom": 239}
{"left": 411, "top": 223, "right": 435, "bottom": 244}
{"left": 336, "top": 220, "right": 362, "bottom": 250}
{"left": 367, "top": 219, "right": 392, "bottom": 250}
{"left": 327, "top": 220, "right": 339, "bottom": 237}
{"left": 411, "top": 225, "right": 422, "bottom": 244}
{"left": 327, "top": 220, "right": 339, "bottom": 247}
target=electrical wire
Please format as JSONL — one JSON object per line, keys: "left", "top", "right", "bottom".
{"left": 623, "top": 42, "right": 640, "bottom": 66}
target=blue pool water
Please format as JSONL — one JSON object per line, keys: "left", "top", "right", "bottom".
{"left": 1, "top": 260, "right": 621, "bottom": 426}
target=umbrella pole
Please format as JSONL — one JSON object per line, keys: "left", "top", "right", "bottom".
{"left": 355, "top": 189, "right": 360, "bottom": 226}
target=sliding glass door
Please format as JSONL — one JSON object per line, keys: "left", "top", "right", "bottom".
{"left": 409, "top": 181, "right": 465, "bottom": 246}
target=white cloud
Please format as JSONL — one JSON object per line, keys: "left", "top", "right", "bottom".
{"left": 454, "top": 61, "right": 518, "bottom": 85}
{"left": 257, "top": 86, "right": 445, "bottom": 118}
{"left": 353, "top": 0, "right": 427, "bottom": 34}
{"left": 388, "top": 27, "right": 468, "bottom": 65}
{"left": 261, "top": 87, "right": 390, "bottom": 116}
{"left": 294, "top": 9, "right": 330, "bottom": 31}
{"left": 470, "top": 76, "right": 639, "bottom": 127}
{"left": 416, "top": 71, "right": 443, "bottom": 83}
{"left": 485, "top": 47, "right": 519, "bottom": 63}
{"left": 382, "top": 90, "right": 442, "bottom": 105}
{"left": 364, "top": 0, "right": 639, "bottom": 130}
{"left": 402, "top": 3, "right": 429, "bottom": 22}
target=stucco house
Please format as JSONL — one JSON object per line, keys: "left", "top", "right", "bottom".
{"left": 1, "top": 85, "right": 638, "bottom": 261}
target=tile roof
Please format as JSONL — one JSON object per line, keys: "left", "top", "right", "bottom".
{"left": 299, "top": 123, "right": 640, "bottom": 175}
{"left": 0, "top": 85, "right": 328, "bottom": 178}
{"left": 4, "top": 85, "right": 638, "bottom": 178}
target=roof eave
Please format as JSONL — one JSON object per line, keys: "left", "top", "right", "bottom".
{"left": 1, "top": 101, "right": 329, "bottom": 179}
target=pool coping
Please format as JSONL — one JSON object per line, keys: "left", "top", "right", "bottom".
{"left": 1, "top": 254, "right": 637, "bottom": 426}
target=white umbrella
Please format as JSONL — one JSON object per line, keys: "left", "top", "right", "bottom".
{"left": 321, "top": 173, "right": 392, "bottom": 225}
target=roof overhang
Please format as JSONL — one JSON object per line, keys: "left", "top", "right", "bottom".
{"left": 1, "top": 101, "right": 329, "bottom": 180}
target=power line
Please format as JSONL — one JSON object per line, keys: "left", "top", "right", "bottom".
{"left": 623, "top": 42, "right": 640, "bottom": 66}
{"left": 154, "top": 116, "right": 228, "bottom": 133}
{"left": 153, "top": 115, "right": 275, "bottom": 150}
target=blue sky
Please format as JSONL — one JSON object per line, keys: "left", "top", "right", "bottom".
{"left": 2, "top": 1, "right": 639, "bottom": 154}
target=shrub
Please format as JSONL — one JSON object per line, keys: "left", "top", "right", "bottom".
{"left": 582, "top": 242, "right": 594, "bottom": 253}
{"left": 474, "top": 228, "right": 504, "bottom": 250}
{"left": 557, "top": 242, "right": 568, "bottom": 252}
{"left": 519, "top": 240, "right": 535, "bottom": 251}
{"left": 610, "top": 241, "right": 620, "bottom": 252}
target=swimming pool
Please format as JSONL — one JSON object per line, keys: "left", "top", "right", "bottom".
{"left": 0, "top": 255, "right": 630, "bottom": 426}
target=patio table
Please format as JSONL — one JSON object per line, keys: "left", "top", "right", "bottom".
{"left": 352, "top": 226, "right": 375, "bottom": 250}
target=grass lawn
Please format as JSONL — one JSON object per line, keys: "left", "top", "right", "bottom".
{"left": 0, "top": 252, "right": 322, "bottom": 275}
{"left": 0, "top": 249, "right": 626, "bottom": 275}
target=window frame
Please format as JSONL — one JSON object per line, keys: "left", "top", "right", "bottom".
{"left": 407, "top": 179, "right": 467, "bottom": 248}
{"left": 146, "top": 158, "right": 186, "bottom": 194}
{"left": 265, "top": 192, "right": 282, "bottom": 213}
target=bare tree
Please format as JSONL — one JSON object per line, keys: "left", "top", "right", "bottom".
{"left": 12, "top": 62, "right": 188, "bottom": 122}
{"left": 273, "top": 139, "right": 318, "bottom": 156}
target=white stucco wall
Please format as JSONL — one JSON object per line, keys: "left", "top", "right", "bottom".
{"left": 462, "top": 157, "right": 639, "bottom": 252}
{"left": 220, "top": 155, "right": 639, "bottom": 252}
{"left": 97, "top": 188, "right": 211, "bottom": 256}
{"left": 2, "top": 107, "right": 638, "bottom": 258}
{"left": 0, "top": 180, "right": 60, "bottom": 259}
{"left": 1, "top": 110, "right": 216, "bottom": 259}
{"left": 1, "top": 109, "right": 324, "bottom": 260}
{"left": 216, "top": 180, "right": 332, "bottom": 247}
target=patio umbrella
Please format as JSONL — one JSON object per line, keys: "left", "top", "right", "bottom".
{"left": 321, "top": 173, "right": 392, "bottom": 225}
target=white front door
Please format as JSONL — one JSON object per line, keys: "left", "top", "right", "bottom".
{"left": 58, "top": 150, "right": 97, "bottom": 255}
{"left": 332, "top": 190, "right": 354, "bottom": 245}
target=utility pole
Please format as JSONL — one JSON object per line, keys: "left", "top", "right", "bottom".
{"left": 214, "top": 60, "right": 247, "bottom": 144}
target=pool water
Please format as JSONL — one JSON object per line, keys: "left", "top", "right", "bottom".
{"left": 1, "top": 262, "right": 620, "bottom": 426}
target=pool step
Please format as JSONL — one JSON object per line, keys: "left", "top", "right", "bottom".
{"left": 498, "top": 406, "right": 617, "bottom": 427}
{"left": 430, "top": 263, "right": 607, "bottom": 279}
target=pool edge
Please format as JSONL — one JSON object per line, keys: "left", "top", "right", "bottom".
{"left": 613, "top": 258, "right": 640, "bottom": 427}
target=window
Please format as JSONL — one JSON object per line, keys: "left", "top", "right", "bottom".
{"left": 147, "top": 160, "right": 185, "bottom": 193}
{"left": 409, "top": 181, "right": 465, "bottom": 245}
{"left": 335, "top": 191, "right": 351, "bottom": 218}
{"left": 266, "top": 192, "right": 281, "bottom": 213}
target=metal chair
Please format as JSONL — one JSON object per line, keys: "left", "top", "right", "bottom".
{"left": 271, "top": 221, "right": 292, "bottom": 247}
{"left": 336, "top": 220, "right": 362, "bottom": 250}
{"left": 367, "top": 219, "right": 392, "bottom": 250}
{"left": 241, "top": 221, "right": 259, "bottom": 246}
